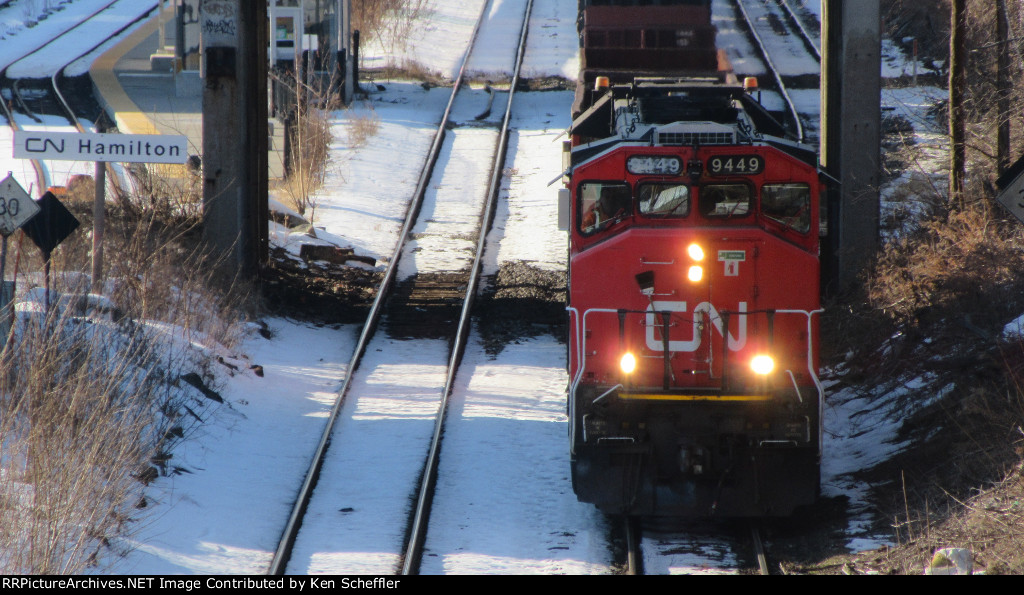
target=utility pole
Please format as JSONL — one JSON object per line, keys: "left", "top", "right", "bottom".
{"left": 200, "top": 0, "right": 268, "bottom": 278}
{"left": 820, "top": 0, "right": 881, "bottom": 291}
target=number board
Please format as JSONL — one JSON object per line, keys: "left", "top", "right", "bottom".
{"left": 0, "top": 174, "right": 41, "bottom": 237}
{"left": 707, "top": 155, "right": 764, "bottom": 176}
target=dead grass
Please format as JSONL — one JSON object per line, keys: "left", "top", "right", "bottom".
{"left": 347, "top": 105, "right": 380, "bottom": 149}
{"left": 0, "top": 202, "right": 251, "bottom": 573}
{"left": 811, "top": 462, "right": 1024, "bottom": 574}
{"left": 271, "top": 67, "right": 338, "bottom": 222}
{"left": 352, "top": 0, "right": 432, "bottom": 57}
{"left": 866, "top": 200, "right": 1024, "bottom": 327}
{"left": 809, "top": 192, "right": 1024, "bottom": 574}
{"left": 374, "top": 59, "right": 445, "bottom": 85}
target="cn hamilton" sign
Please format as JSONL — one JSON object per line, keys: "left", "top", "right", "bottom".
{"left": 13, "top": 131, "right": 189, "bottom": 164}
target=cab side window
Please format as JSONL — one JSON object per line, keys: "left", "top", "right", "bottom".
{"left": 579, "top": 182, "right": 631, "bottom": 234}
{"left": 762, "top": 183, "right": 810, "bottom": 233}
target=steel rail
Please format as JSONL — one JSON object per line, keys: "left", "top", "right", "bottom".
{"left": 732, "top": 0, "right": 806, "bottom": 143}
{"left": 268, "top": 0, "right": 497, "bottom": 576}
{"left": 625, "top": 516, "right": 643, "bottom": 575}
{"left": 400, "top": 0, "right": 536, "bottom": 575}
{"left": 751, "top": 525, "right": 770, "bottom": 575}
{"left": 777, "top": 0, "right": 821, "bottom": 62}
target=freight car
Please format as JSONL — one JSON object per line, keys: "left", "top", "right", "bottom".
{"left": 561, "top": 0, "right": 823, "bottom": 516}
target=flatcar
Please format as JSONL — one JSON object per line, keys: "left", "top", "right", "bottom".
{"left": 561, "top": 0, "right": 824, "bottom": 517}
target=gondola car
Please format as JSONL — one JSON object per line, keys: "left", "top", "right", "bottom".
{"left": 561, "top": 0, "right": 824, "bottom": 516}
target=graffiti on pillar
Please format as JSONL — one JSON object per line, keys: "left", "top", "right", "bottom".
{"left": 201, "top": 0, "right": 237, "bottom": 47}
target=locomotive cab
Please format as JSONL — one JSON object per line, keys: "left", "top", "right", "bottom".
{"left": 564, "top": 78, "right": 823, "bottom": 517}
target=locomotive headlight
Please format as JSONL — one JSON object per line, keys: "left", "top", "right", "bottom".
{"left": 687, "top": 243, "right": 705, "bottom": 261}
{"left": 750, "top": 354, "right": 775, "bottom": 375}
{"left": 620, "top": 352, "right": 637, "bottom": 374}
{"left": 687, "top": 265, "right": 703, "bottom": 283}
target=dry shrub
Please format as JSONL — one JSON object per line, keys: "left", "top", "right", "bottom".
{"left": 867, "top": 200, "right": 1024, "bottom": 326}
{"left": 352, "top": 0, "right": 432, "bottom": 55}
{"left": 347, "top": 105, "right": 380, "bottom": 149}
{"left": 375, "top": 58, "right": 445, "bottom": 85}
{"left": 271, "top": 66, "right": 337, "bottom": 221}
{"left": 64, "top": 174, "right": 96, "bottom": 206}
{"left": 281, "top": 104, "right": 332, "bottom": 220}
{"left": 122, "top": 163, "right": 203, "bottom": 224}
{"left": 0, "top": 207, "right": 250, "bottom": 573}
{"left": 0, "top": 311, "right": 163, "bottom": 573}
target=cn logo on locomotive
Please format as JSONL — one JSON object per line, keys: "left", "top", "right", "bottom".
{"left": 644, "top": 301, "right": 748, "bottom": 352}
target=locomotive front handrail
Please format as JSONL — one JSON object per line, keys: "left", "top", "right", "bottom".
{"left": 569, "top": 306, "right": 823, "bottom": 400}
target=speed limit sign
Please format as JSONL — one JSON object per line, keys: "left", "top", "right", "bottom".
{"left": 0, "top": 173, "right": 40, "bottom": 237}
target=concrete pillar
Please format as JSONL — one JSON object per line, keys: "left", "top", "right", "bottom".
{"left": 200, "top": 0, "right": 268, "bottom": 278}
{"left": 820, "top": 0, "right": 881, "bottom": 291}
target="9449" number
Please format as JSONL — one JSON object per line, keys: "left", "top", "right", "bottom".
{"left": 707, "top": 155, "right": 764, "bottom": 176}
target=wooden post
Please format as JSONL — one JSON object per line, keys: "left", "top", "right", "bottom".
{"left": 90, "top": 159, "right": 105, "bottom": 293}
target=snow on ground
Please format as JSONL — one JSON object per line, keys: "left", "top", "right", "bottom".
{"left": 114, "top": 0, "right": 588, "bottom": 575}
{"left": 420, "top": 335, "right": 609, "bottom": 575}
{"left": 486, "top": 91, "right": 572, "bottom": 273}
{"left": 0, "top": 0, "right": 970, "bottom": 574}
{"left": 879, "top": 85, "right": 948, "bottom": 239}
{"left": 284, "top": 84, "right": 452, "bottom": 265}
{"left": 116, "top": 321, "right": 358, "bottom": 575}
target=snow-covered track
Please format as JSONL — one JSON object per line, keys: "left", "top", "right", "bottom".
{"left": 777, "top": 0, "right": 821, "bottom": 62}
{"left": 269, "top": 0, "right": 537, "bottom": 576}
{"left": 402, "top": 0, "right": 537, "bottom": 575}
{"left": 730, "top": 0, "right": 820, "bottom": 143}
{"left": 638, "top": 520, "right": 756, "bottom": 574}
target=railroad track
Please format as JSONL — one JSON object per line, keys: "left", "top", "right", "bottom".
{"left": 730, "top": 0, "right": 821, "bottom": 144}
{"left": 269, "top": 0, "right": 535, "bottom": 575}
{"left": 631, "top": 519, "right": 773, "bottom": 575}
{"left": 777, "top": 0, "right": 821, "bottom": 61}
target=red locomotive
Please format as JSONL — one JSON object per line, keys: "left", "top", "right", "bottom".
{"left": 562, "top": 0, "right": 823, "bottom": 516}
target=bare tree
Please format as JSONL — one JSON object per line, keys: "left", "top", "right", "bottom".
{"left": 996, "top": 0, "right": 1011, "bottom": 175}
{"left": 949, "top": 0, "right": 966, "bottom": 207}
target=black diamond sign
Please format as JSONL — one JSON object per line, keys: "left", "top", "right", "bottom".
{"left": 21, "top": 191, "right": 80, "bottom": 260}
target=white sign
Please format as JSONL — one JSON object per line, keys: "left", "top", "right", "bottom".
{"left": 0, "top": 174, "right": 41, "bottom": 237}
{"left": 13, "top": 131, "right": 188, "bottom": 164}
{"left": 718, "top": 249, "right": 746, "bottom": 277}
{"left": 997, "top": 169, "right": 1024, "bottom": 225}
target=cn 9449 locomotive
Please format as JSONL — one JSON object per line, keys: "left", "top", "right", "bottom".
{"left": 560, "top": 0, "right": 824, "bottom": 517}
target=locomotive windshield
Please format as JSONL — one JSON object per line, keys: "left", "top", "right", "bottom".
{"left": 638, "top": 182, "right": 689, "bottom": 216}
{"left": 698, "top": 183, "right": 751, "bottom": 218}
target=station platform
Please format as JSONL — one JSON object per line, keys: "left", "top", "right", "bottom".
{"left": 88, "top": 8, "right": 286, "bottom": 181}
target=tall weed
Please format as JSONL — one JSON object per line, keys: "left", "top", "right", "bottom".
{"left": 0, "top": 208, "right": 249, "bottom": 573}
